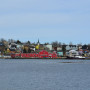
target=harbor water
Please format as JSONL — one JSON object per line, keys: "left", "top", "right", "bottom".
{"left": 0, "top": 59, "right": 90, "bottom": 90}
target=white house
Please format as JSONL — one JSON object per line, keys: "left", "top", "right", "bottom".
{"left": 44, "top": 44, "right": 53, "bottom": 51}
{"left": 68, "top": 50, "right": 79, "bottom": 57}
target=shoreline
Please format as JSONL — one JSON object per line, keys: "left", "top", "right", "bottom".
{"left": 0, "top": 57, "right": 90, "bottom": 60}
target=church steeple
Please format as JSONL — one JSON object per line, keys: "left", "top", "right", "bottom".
{"left": 36, "top": 39, "right": 40, "bottom": 50}
{"left": 37, "top": 39, "right": 40, "bottom": 45}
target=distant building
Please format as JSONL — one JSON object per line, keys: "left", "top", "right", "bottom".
{"left": 0, "top": 42, "right": 5, "bottom": 54}
{"left": 9, "top": 43, "right": 17, "bottom": 51}
{"left": 57, "top": 52, "right": 63, "bottom": 57}
{"left": 35, "top": 39, "right": 40, "bottom": 50}
{"left": 16, "top": 44, "right": 23, "bottom": 53}
{"left": 44, "top": 44, "right": 53, "bottom": 51}
{"left": 66, "top": 45, "right": 78, "bottom": 51}
{"left": 66, "top": 50, "right": 79, "bottom": 57}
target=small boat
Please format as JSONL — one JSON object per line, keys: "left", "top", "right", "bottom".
{"left": 74, "top": 55, "right": 85, "bottom": 59}
{"left": 66, "top": 55, "right": 85, "bottom": 59}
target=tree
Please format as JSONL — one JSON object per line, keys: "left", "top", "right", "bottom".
{"left": 82, "top": 44, "right": 88, "bottom": 49}
{"left": 23, "top": 48, "right": 27, "bottom": 53}
{"left": 69, "top": 42, "right": 73, "bottom": 47}
{"left": 16, "top": 40, "right": 22, "bottom": 44}
{"left": 27, "top": 41, "right": 31, "bottom": 45}
{"left": 77, "top": 43, "right": 82, "bottom": 46}
{"left": 77, "top": 43, "right": 82, "bottom": 50}
{"left": 0, "top": 38, "right": 5, "bottom": 43}
{"left": 62, "top": 45, "right": 66, "bottom": 56}
{"left": 8, "top": 39, "right": 15, "bottom": 43}
{"left": 28, "top": 48, "right": 31, "bottom": 53}
{"left": 52, "top": 41, "right": 61, "bottom": 47}
{"left": 88, "top": 44, "right": 90, "bottom": 51}
{"left": 58, "top": 42, "right": 62, "bottom": 47}
{"left": 44, "top": 42, "right": 49, "bottom": 45}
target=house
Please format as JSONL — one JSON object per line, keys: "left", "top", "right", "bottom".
{"left": 44, "top": 44, "right": 53, "bottom": 51}
{"left": 78, "top": 45, "right": 82, "bottom": 50}
{"left": 0, "top": 42, "right": 5, "bottom": 54}
{"left": 9, "top": 43, "right": 17, "bottom": 51}
{"left": 67, "top": 50, "right": 79, "bottom": 57}
{"left": 57, "top": 52, "right": 63, "bottom": 57}
{"left": 16, "top": 44, "right": 23, "bottom": 53}
{"left": 39, "top": 44, "right": 45, "bottom": 50}
{"left": 30, "top": 45, "right": 35, "bottom": 52}
{"left": 78, "top": 49, "right": 83, "bottom": 55}
{"left": 23, "top": 44, "right": 35, "bottom": 53}
{"left": 57, "top": 47, "right": 62, "bottom": 51}
{"left": 52, "top": 46, "right": 62, "bottom": 52}
{"left": 66, "top": 45, "right": 78, "bottom": 51}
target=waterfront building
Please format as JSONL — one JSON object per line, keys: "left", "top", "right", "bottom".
{"left": 67, "top": 50, "right": 79, "bottom": 57}
{"left": 57, "top": 51, "right": 63, "bottom": 57}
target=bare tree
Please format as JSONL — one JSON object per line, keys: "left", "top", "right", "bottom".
{"left": 52, "top": 41, "right": 61, "bottom": 47}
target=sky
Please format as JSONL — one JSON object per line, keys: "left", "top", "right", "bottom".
{"left": 0, "top": 0, "right": 90, "bottom": 44}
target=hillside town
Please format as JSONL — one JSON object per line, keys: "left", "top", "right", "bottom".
{"left": 0, "top": 38, "right": 90, "bottom": 59}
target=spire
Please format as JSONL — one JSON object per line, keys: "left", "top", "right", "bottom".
{"left": 35, "top": 39, "right": 40, "bottom": 50}
{"left": 37, "top": 39, "right": 40, "bottom": 45}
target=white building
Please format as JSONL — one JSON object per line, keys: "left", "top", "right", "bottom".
{"left": 68, "top": 50, "right": 79, "bottom": 57}
{"left": 45, "top": 44, "right": 53, "bottom": 51}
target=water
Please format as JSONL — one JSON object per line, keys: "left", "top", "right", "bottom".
{"left": 0, "top": 59, "right": 90, "bottom": 90}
